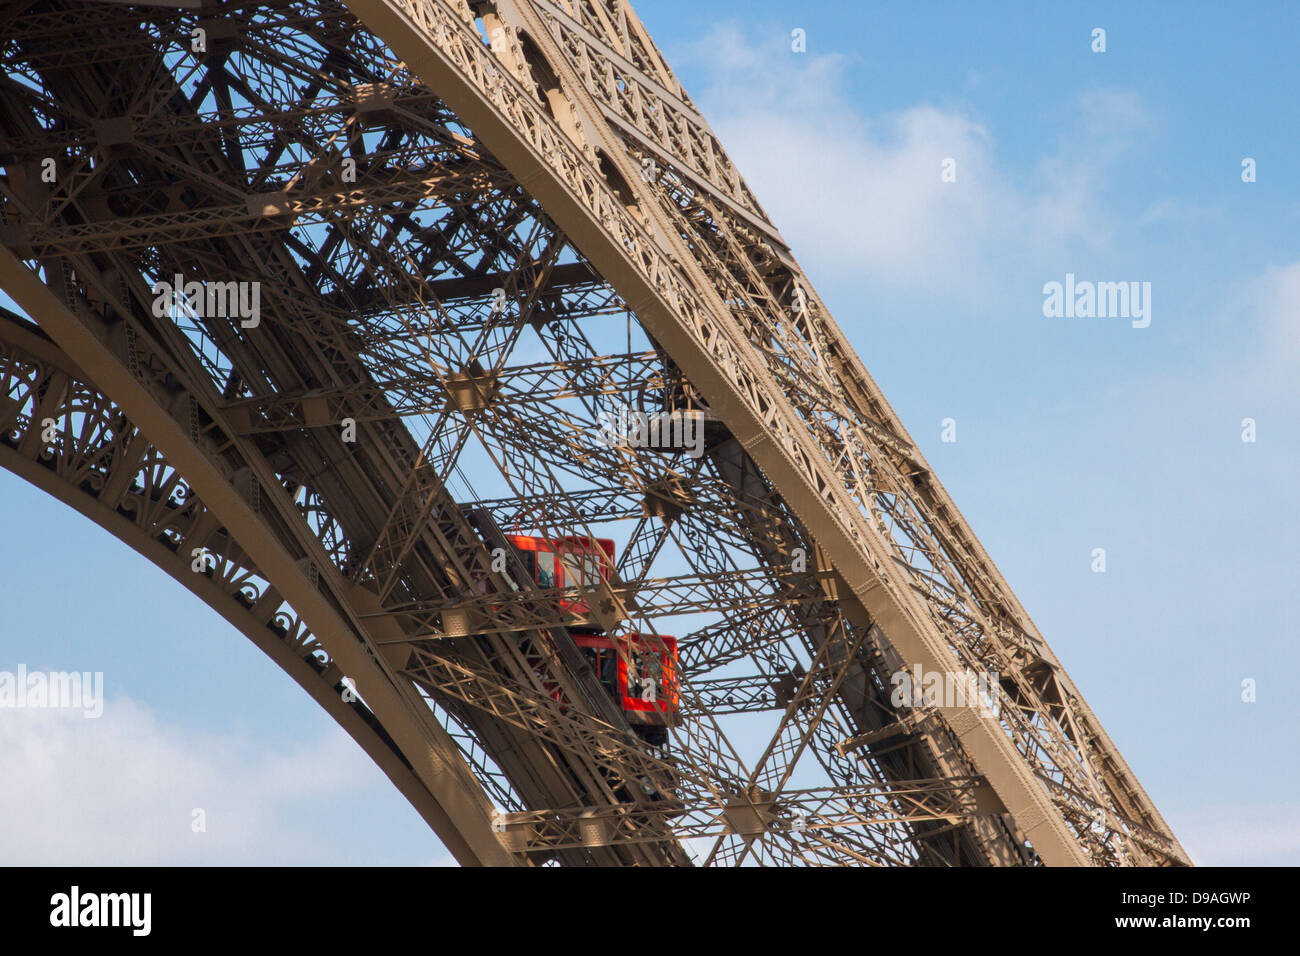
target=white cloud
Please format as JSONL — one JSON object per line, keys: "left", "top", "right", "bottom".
{"left": 0, "top": 695, "right": 426, "bottom": 864}
{"left": 1137, "top": 197, "right": 1219, "bottom": 226}
{"left": 1241, "top": 260, "right": 1300, "bottom": 389}
{"left": 1131, "top": 257, "right": 1300, "bottom": 410}
{"left": 1169, "top": 804, "right": 1300, "bottom": 866}
{"left": 683, "top": 25, "right": 1152, "bottom": 299}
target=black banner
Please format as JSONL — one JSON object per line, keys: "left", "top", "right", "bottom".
{"left": 0, "top": 864, "right": 1278, "bottom": 943}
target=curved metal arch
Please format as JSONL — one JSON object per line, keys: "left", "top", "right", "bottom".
{"left": 0, "top": 284, "right": 517, "bottom": 867}
{"left": 0, "top": 6, "right": 692, "bottom": 864}
{"left": 343, "top": 0, "right": 1095, "bottom": 865}
{"left": 0, "top": 0, "right": 1187, "bottom": 867}
{"left": 331, "top": 0, "right": 1188, "bottom": 867}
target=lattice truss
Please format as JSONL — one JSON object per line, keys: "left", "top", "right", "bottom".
{"left": 0, "top": 0, "right": 1188, "bottom": 866}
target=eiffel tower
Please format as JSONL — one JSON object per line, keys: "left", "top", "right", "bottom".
{"left": 0, "top": 0, "right": 1190, "bottom": 866}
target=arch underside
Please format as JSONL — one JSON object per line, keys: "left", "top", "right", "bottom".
{"left": 0, "top": 308, "right": 523, "bottom": 865}
{"left": 0, "top": 0, "right": 1188, "bottom": 865}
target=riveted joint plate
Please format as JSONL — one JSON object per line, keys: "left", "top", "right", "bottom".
{"left": 92, "top": 118, "right": 134, "bottom": 147}
{"left": 723, "top": 788, "right": 776, "bottom": 836}
{"left": 444, "top": 368, "right": 501, "bottom": 413}
{"left": 440, "top": 605, "right": 481, "bottom": 637}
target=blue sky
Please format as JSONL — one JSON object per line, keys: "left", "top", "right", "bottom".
{"left": 2, "top": 2, "right": 1297, "bottom": 865}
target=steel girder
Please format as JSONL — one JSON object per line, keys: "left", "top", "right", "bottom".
{"left": 0, "top": 0, "right": 1189, "bottom": 866}
{"left": 0, "top": 299, "right": 516, "bottom": 866}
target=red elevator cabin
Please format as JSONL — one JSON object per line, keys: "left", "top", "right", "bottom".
{"left": 506, "top": 533, "right": 679, "bottom": 745}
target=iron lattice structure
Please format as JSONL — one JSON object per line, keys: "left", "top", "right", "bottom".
{"left": 0, "top": 0, "right": 1190, "bottom": 867}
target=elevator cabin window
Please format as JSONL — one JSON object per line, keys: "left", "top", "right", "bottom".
{"left": 561, "top": 553, "right": 603, "bottom": 589}
{"left": 536, "top": 550, "right": 555, "bottom": 588}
